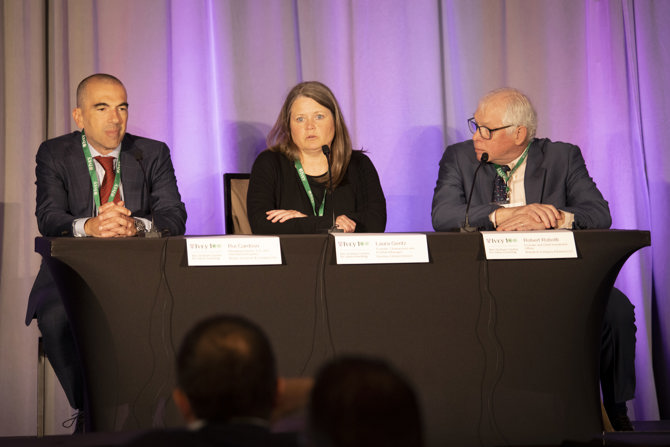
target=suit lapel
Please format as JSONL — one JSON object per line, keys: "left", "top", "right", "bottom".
{"left": 119, "top": 136, "right": 144, "bottom": 212}
{"left": 523, "top": 139, "right": 546, "bottom": 204}
{"left": 476, "top": 163, "right": 497, "bottom": 205}
{"left": 67, "top": 132, "right": 96, "bottom": 217}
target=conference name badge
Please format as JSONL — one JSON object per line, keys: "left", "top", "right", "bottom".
{"left": 186, "top": 236, "right": 282, "bottom": 266}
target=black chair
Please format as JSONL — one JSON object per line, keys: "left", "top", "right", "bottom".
{"left": 223, "top": 173, "right": 252, "bottom": 235}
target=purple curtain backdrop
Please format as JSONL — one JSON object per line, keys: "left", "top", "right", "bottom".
{"left": 1, "top": 0, "right": 669, "bottom": 434}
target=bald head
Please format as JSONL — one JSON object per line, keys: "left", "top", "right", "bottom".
{"left": 76, "top": 73, "right": 125, "bottom": 107}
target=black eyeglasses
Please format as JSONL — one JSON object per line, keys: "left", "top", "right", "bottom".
{"left": 467, "top": 118, "right": 512, "bottom": 140}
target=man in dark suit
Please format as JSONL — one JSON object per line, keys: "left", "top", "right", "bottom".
{"left": 126, "top": 314, "right": 300, "bottom": 447}
{"left": 431, "top": 88, "right": 636, "bottom": 431}
{"left": 27, "top": 73, "right": 187, "bottom": 430}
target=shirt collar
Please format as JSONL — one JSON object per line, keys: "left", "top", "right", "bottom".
{"left": 87, "top": 140, "right": 122, "bottom": 159}
{"left": 504, "top": 140, "right": 532, "bottom": 169}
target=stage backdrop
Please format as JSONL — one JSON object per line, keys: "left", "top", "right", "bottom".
{"left": 1, "top": 0, "right": 668, "bottom": 436}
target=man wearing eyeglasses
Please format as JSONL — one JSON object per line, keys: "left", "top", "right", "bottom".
{"left": 431, "top": 88, "right": 636, "bottom": 431}
{"left": 432, "top": 87, "right": 610, "bottom": 232}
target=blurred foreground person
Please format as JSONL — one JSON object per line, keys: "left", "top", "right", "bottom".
{"left": 127, "top": 314, "right": 300, "bottom": 446}
{"left": 307, "top": 355, "right": 424, "bottom": 447}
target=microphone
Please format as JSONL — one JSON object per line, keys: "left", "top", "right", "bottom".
{"left": 460, "top": 152, "right": 489, "bottom": 233}
{"left": 322, "top": 145, "right": 343, "bottom": 233}
{"left": 133, "top": 150, "right": 163, "bottom": 238}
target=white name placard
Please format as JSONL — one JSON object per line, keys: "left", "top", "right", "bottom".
{"left": 333, "top": 233, "right": 429, "bottom": 265}
{"left": 482, "top": 230, "right": 577, "bottom": 260}
{"left": 186, "top": 236, "right": 282, "bottom": 266}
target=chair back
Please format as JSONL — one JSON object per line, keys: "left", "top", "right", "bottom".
{"left": 223, "top": 173, "right": 252, "bottom": 234}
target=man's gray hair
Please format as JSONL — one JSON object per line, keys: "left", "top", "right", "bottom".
{"left": 479, "top": 88, "right": 537, "bottom": 142}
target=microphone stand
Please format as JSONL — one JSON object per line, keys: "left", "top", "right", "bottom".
{"left": 322, "top": 145, "right": 343, "bottom": 234}
{"left": 460, "top": 152, "right": 489, "bottom": 233}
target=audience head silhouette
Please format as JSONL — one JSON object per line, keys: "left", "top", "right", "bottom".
{"left": 308, "top": 355, "right": 424, "bottom": 447}
{"left": 173, "top": 314, "right": 278, "bottom": 423}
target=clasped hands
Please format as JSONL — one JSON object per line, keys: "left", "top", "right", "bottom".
{"left": 266, "top": 209, "right": 357, "bottom": 233}
{"left": 84, "top": 201, "right": 137, "bottom": 237}
{"left": 495, "top": 203, "right": 565, "bottom": 231}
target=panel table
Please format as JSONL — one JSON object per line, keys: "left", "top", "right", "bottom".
{"left": 35, "top": 230, "right": 651, "bottom": 446}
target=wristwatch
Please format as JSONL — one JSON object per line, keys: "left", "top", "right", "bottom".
{"left": 134, "top": 218, "right": 147, "bottom": 236}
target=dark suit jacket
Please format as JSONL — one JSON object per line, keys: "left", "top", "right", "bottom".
{"left": 431, "top": 138, "right": 611, "bottom": 231}
{"left": 35, "top": 131, "right": 186, "bottom": 237}
{"left": 125, "top": 422, "right": 301, "bottom": 447}
{"left": 27, "top": 131, "right": 187, "bottom": 324}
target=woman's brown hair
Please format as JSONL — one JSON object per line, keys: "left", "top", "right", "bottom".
{"left": 267, "top": 81, "right": 352, "bottom": 189}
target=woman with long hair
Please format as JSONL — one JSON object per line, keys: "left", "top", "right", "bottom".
{"left": 247, "top": 81, "right": 386, "bottom": 234}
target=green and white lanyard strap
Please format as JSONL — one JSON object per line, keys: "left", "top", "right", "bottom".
{"left": 492, "top": 142, "right": 530, "bottom": 194}
{"left": 294, "top": 159, "right": 326, "bottom": 216}
{"left": 81, "top": 131, "right": 121, "bottom": 211}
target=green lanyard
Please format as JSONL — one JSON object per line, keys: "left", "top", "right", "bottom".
{"left": 493, "top": 142, "right": 530, "bottom": 194}
{"left": 81, "top": 131, "right": 121, "bottom": 211}
{"left": 294, "top": 160, "right": 326, "bottom": 216}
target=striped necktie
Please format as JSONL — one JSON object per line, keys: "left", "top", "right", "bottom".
{"left": 94, "top": 156, "right": 121, "bottom": 203}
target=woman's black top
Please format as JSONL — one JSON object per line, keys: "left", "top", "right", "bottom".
{"left": 247, "top": 149, "right": 387, "bottom": 234}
